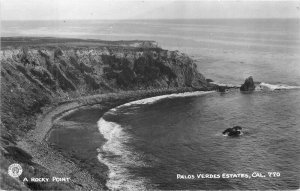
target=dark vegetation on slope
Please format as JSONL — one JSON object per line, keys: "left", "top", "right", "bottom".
{"left": 0, "top": 37, "right": 209, "bottom": 190}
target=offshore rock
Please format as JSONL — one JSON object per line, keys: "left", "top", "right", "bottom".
{"left": 217, "top": 86, "right": 226, "bottom": 92}
{"left": 223, "top": 126, "right": 243, "bottom": 136}
{"left": 240, "top": 76, "right": 255, "bottom": 91}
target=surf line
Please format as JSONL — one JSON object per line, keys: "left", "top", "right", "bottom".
{"left": 96, "top": 91, "right": 214, "bottom": 190}
{"left": 257, "top": 82, "right": 300, "bottom": 91}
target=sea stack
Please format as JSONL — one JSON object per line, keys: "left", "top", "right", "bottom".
{"left": 240, "top": 76, "right": 255, "bottom": 91}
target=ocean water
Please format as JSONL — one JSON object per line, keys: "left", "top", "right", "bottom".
{"left": 99, "top": 88, "right": 300, "bottom": 190}
{"left": 4, "top": 19, "right": 300, "bottom": 190}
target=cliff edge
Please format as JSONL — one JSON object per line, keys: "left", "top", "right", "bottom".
{"left": 0, "top": 37, "right": 208, "bottom": 190}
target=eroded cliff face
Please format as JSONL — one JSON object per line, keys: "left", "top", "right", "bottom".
{"left": 0, "top": 38, "right": 208, "bottom": 190}
{"left": 1, "top": 43, "right": 207, "bottom": 134}
{"left": 1, "top": 46, "right": 206, "bottom": 93}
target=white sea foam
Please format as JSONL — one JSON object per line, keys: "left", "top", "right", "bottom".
{"left": 209, "top": 81, "right": 300, "bottom": 91}
{"left": 97, "top": 91, "right": 214, "bottom": 190}
{"left": 209, "top": 81, "right": 240, "bottom": 88}
{"left": 115, "top": 91, "right": 213, "bottom": 110}
{"left": 97, "top": 118, "right": 151, "bottom": 191}
{"left": 257, "top": 82, "right": 300, "bottom": 91}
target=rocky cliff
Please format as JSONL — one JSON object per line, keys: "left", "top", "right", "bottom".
{"left": 0, "top": 37, "right": 208, "bottom": 190}
{"left": 1, "top": 37, "right": 207, "bottom": 136}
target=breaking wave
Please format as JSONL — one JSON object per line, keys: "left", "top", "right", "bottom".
{"left": 97, "top": 91, "right": 214, "bottom": 190}
{"left": 209, "top": 81, "right": 300, "bottom": 91}
{"left": 208, "top": 81, "right": 240, "bottom": 88}
{"left": 115, "top": 91, "right": 213, "bottom": 109}
{"left": 97, "top": 118, "right": 151, "bottom": 191}
{"left": 257, "top": 82, "right": 300, "bottom": 91}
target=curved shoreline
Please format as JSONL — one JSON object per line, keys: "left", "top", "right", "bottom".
{"left": 16, "top": 83, "right": 299, "bottom": 190}
{"left": 17, "top": 88, "right": 207, "bottom": 190}
{"left": 97, "top": 90, "right": 214, "bottom": 190}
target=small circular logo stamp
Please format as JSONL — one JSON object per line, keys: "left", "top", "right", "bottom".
{"left": 8, "top": 163, "right": 23, "bottom": 178}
